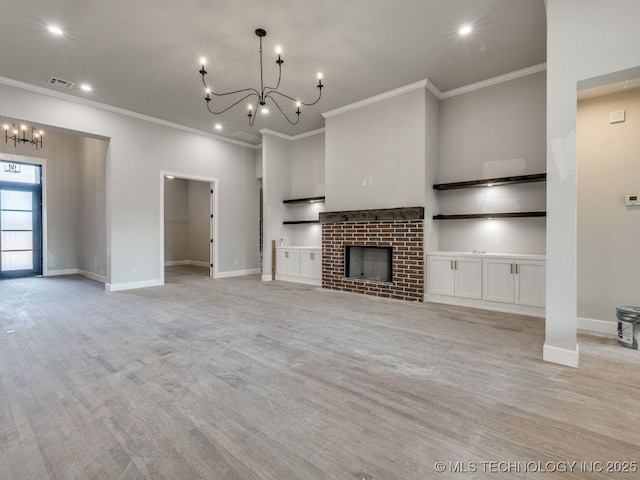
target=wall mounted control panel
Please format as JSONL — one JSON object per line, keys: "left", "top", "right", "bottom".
{"left": 625, "top": 194, "right": 639, "bottom": 206}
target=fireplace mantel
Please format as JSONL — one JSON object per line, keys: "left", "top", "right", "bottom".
{"left": 320, "top": 206, "right": 424, "bottom": 223}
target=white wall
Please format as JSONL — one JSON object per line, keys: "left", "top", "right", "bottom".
{"left": 163, "top": 178, "right": 189, "bottom": 262}
{"left": 436, "top": 72, "right": 547, "bottom": 254}
{"left": 77, "top": 136, "right": 108, "bottom": 279}
{"left": 577, "top": 89, "right": 640, "bottom": 322}
{"left": 289, "top": 133, "right": 325, "bottom": 246}
{"left": 187, "top": 180, "right": 211, "bottom": 264}
{"left": 546, "top": 0, "right": 640, "bottom": 366}
{"left": 324, "top": 87, "right": 426, "bottom": 212}
{"left": 1, "top": 129, "right": 80, "bottom": 273}
{"left": 0, "top": 82, "right": 259, "bottom": 288}
{"left": 261, "top": 133, "right": 291, "bottom": 278}
{"left": 425, "top": 89, "right": 440, "bottom": 253}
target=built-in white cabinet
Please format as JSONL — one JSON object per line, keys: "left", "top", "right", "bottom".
{"left": 428, "top": 256, "right": 481, "bottom": 299}
{"left": 276, "top": 247, "right": 321, "bottom": 285}
{"left": 427, "top": 252, "right": 546, "bottom": 317}
{"left": 482, "top": 258, "right": 545, "bottom": 307}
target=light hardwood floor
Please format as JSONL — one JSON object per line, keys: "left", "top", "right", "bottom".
{"left": 1, "top": 266, "right": 639, "bottom": 479}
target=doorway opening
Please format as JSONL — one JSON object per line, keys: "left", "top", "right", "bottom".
{"left": 0, "top": 160, "right": 43, "bottom": 278}
{"left": 161, "top": 173, "right": 217, "bottom": 283}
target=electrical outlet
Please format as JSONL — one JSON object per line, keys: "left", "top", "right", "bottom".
{"left": 234, "top": 259, "right": 238, "bottom": 265}
{"left": 625, "top": 194, "right": 639, "bottom": 206}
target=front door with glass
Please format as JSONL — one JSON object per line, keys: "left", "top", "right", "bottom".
{"left": 0, "top": 160, "right": 43, "bottom": 277}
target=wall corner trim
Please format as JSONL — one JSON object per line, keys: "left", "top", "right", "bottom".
{"left": 543, "top": 343, "right": 580, "bottom": 368}
{"left": 322, "top": 79, "right": 429, "bottom": 118}
{"left": 261, "top": 274, "right": 273, "bottom": 282}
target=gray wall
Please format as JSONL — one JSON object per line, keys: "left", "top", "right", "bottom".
{"left": 324, "top": 87, "right": 426, "bottom": 212}
{"left": 261, "top": 133, "right": 292, "bottom": 278}
{"left": 546, "top": 0, "right": 640, "bottom": 365}
{"left": 0, "top": 81, "right": 260, "bottom": 288}
{"left": 187, "top": 180, "right": 211, "bottom": 264}
{"left": 577, "top": 89, "right": 640, "bottom": 322}
{"left": 0, "top": 130, "right": 107, "bottom": 277}
{"left": 437, "top": 71, "right": 547, "bottom": 254}
{"left": 77, "top": 136, "right": 108, "bottom": 279}
{"left": 163, "top": 178, "right": 189, "bottom": 262}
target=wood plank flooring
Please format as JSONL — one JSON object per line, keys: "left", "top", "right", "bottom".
{"left": 0, "top": 266, "right": 639, "bottom": 479}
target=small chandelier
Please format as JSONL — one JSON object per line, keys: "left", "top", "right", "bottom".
{"left": 199, "top": 28, "right": 324, "bottom": 127}
{"left": 3, "top": 123, "right": 44, "bottom": 150}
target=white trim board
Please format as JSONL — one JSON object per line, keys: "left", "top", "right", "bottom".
{"left": 0, "top": 75, "right": 255, "bottom": 149}
{"left": 78, "top": 270, "right": 107, "bottom": 283}
{"left": 259, "top": 128, "right": 325, "bottom": 142}
{"left": 164, "top": 260, "right": 210, "bottom": 267}
{"left": 322, "top": 80, "right": 428, "bottom": 118}
{"left": 45, "top": 268, "right": 77, "bottom": 276}
{"left": 106, "top": 278, "right": 163, "bottom": 292}
{"left": 577, "top": 317, "right": 617, "bottom": 336}
{"left": 216, "top": 268, "right": 261, "bottom": 278}
{"left": 543, "top": 343, "right": 580, "bottom": 368}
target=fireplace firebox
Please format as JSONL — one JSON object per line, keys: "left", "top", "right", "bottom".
{"left": 345, "top": 246, "right": 392, "bottom": 282}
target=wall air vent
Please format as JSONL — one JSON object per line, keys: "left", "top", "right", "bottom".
{"left": 48, "top": 77, "right": 75, "bottom": 89}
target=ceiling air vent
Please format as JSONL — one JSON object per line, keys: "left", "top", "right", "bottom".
{"left": 48, "top": 77, "right": 75, "bottom": 89}
{"left": 623, "top": 78, "right": 640, "bottom": 89}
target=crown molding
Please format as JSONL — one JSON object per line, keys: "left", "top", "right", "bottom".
{"left": 259, "top": 127, "right": 325, "bottom": 142}
{"left": 322, "top": 79, "right": 429, "bottom": 118}
{"left": 0, "top": 75, "right": 255, "bottom": 149}
{"left": 439, "top": 63, "right": 547, "bottom": 99}
{"left": 425, "top": 79, "right": 443, "bottom": 99}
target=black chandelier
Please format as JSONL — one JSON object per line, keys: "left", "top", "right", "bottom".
{"left": 3, "top": 123, "right": 44, "bottom": 150}
{"left": 199, "top": 28, "right": 323, "bottom": 127}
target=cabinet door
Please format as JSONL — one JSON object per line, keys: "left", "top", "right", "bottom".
{"left": 275, "top": 249, "right": 288, "bottom": 275}
{"left": 482, "top": 258, "right": 514, "bottom": 303}
{"left": 515, "top": 260, "right": 546, "bottom": 307}
{"left": 312, "top": 250, "right": 322, "bottom": 280}
{"left": 286, "top": 250, "right": 300, "bottom": 276}
{"left": 299, "top": 251, "right": 316, "bottom": 279}
{"left": 428, "top": 256, "right": 455, "bottom": 296}
{"left": 454, "top": 257, "right": 482, "bottom": 299}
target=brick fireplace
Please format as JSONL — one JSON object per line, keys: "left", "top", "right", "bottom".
{"left": 320, "top": 207, "right": 425, "bottom": 302}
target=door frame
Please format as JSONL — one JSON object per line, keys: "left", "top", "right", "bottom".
{"left": 0, "top": 152, "right": 48, "bottom": 276}
{"left": 159, "top": 171, "right": 219, "bottom": 283}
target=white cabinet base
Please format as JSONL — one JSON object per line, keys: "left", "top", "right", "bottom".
{"left": 426, "top": 293, "right": 545, "bottom": 318}
{"left": 275, "top": 247, "right": 322, "bottom": 286}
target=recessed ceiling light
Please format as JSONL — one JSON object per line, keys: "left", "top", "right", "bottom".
{"left": 165, "top": 175, "right": 175, "bottom": 179}
{"left": 261, "top": 107, "right": 269, "bottom": 115}
{"left": 47, "top": 25, "right": 64, "bottom": 36}
{"left": 80, "top": 84, "right": 92, "bottom": 92}
{"left": 459, "top": 24, "right": 472, "bottom": 36}
{"left": 214, "top": 123, "right": 222, "bottom": 130}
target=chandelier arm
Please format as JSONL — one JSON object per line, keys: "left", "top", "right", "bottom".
{"left": 265, "top": 87, "right": 322, "bottom": 107}
{"left": 206, "top": 93, "right": 259, "bottom": 115}
{"left": 201, "top": 73, "right": 260, "bottom": 97}
{"left": 248, "top": 98, "right": 261, "bottom": 127}
{"left": 263, "top": 61, "right": 283, "bottom": 93}
{"left": 269, "top": 96, "right": 300, "bottom": 126}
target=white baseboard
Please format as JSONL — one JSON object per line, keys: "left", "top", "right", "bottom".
{"left": 275, "top": 274, "right": 321, "bottom": 286}
{"left": 216, "top": 268, "right": 260, "bottom": 278}
{"left": 44, "top": 268, "right": 78, "bottom": 276}
{"left": 164, "top": 260, "right": 189, "bottom": 266}
{"left": 577, "top": 317, "right": 617, "bottom": 336}
{"left": 543, "top": 343, "right": 580, "bottom": 368}
{"left": 426, "top": 293, "right": 545, "bottom": 318}
{"left": 106, "top": 278, "right": 163, "bottom": 292}
{"left": 262, "top": 274, "right": 273, "bottom": 281}
{"left": 77, "top": 269, "right": 107, "bottom": 283}
{"left": 188, "top": 260, "right": 210, "bottom": 268}
{"left": 165, "top": 260, "right": 210, "bottom": 267}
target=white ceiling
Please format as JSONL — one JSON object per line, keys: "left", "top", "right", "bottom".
{"left": 0, "top": 0, "right": 547, "bottom": 145}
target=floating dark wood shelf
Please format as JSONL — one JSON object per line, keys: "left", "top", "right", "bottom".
{"left": 433, "top": 173, "right": 546, "bottom": 191}
{"left": 283, "top": 196, "right": 326, "bottom": 204}
{"left": 433, "top": 211, "right": 546, "bottom": 220}
{"left": 283, "top": 220, "right": 321, "bottom": 225}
